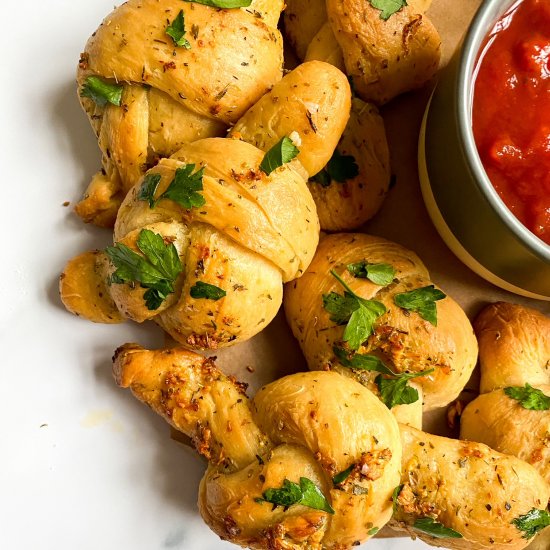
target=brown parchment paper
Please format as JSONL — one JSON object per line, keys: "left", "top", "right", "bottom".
{"left": 170, "top": 0, "right": 550, "bottom": 543}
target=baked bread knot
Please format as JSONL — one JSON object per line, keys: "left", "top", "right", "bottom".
{"left": 391, "top": 426, "right": 550, "bottom": 550}
{"left": 75, "top": 0, "right": 284, "bottom": 227}
{"left": 461, "top": 303, "right": 550, "bottom": 485}
{"left": 285, "top": 0, "right": 441, "bottom": 105}
{"left": 284, "top": 233, "right": 478, "bottom": 417}
{"left": 306, "top": 98, "right": 390, "bottom": 231}
{"left": 61, "top": 62, "right": 351, "bottom": 350}
{"left": 113, "top": 344, "right": 402, "bottom": 549}
{"left": 473, "top": 302, "right": 550, "bottom": 393}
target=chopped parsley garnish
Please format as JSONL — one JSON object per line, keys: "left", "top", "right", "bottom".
{"left": 105, "top": 229, "right": 182, "bottom": 310}
{"left": 413, "top": 517, "right": 463, "bottom": 539}
{"left": 376, "top": 368, "right": 434, "bottom": 409}
{"left": 322, "top": 270, "right": 386, "bottom": 351}
{"left": 182, "top": 0, "right": 252, "bottom": 7}
{"left": 504, "top": 383, "right": 550, "bottom": 411}
{"left": 190, "top": 281, "right": 226, "bottom": 301}
{"left": 165, "top": 10, "right": 191, "bottom": 48}
{"left": 512, "top": 508, "right": 550, "bottom": 539}
{"left": 137, "top": 174, "right": 162, "bottom": 208}
{"left": 347, "top": 261, "right": 396, "bottom": 286}
{"left": 255, "top": 478, "right": 334, "bottom": 514}
{"left": 368, "top": 527, "right": 379, "bottom": 536}
{"left": 259, "top": 136, "right": 300, "bottom": 175}
{"left": 333, "top": 346, "right": 393, "bottom": 375}
{"left": 138, "top": 164, "right": 205, "bottom": 210}
{"left": 394, "top": 285, "right": 446, "bottom": 326}
{"left": 312, "top": 150, "right": 359, "bottom": 187}
{"left": 332, "top": 464, "right": 355, "bottom": 485}
{"left": 80, "top": 76, "right": 123, "bottom": 107}
{"left": 368, "top": 0, "right": 408, "bottom": 21}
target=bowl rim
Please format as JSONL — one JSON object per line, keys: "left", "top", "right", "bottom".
{"left": 456, "top": 0, "right": 550, "bottom": 262}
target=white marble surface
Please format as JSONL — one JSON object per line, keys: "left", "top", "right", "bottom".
{"left": 0, "top": 1, "right": 433, "bottom": 549}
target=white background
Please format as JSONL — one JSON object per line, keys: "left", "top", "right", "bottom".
{"left": 0, "top": 1, "right": 431, "bottom": 548}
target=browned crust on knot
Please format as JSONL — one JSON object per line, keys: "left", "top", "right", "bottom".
{"left": 396, "top": 483, "right": 439, "bottom": 517}
{"left": 402, "top": 14, "right": 424, "bottom": 55}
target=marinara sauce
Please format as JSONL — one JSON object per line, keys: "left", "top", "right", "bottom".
{"left": 472, "top": 0, "right": 550, "bottom": 245}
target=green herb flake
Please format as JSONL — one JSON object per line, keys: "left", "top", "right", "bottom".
{"left": 182, "top": 0, "right": 252, "bottom": 7}
{"left": 105, "top": 229, "right": 182, "bottom": 310}
{"left": 190, "top": 281, "right": 226, "bottom": 301}
{"left": 333, "top": 346, "right": 394, "bottom": 375}
{"left": 137, "top": 173, "right": 162, "bottom": 208}
{"left": 413, "top": 517, "right": 463, "bottom": 539}
{"left": 347, "top": 261, "right": 396, "bottom": 286}
{"left": 80, "top": 76, "right": 123, "bottom": 107}
{"left": 260, "top": 136, "right": 300, "bottom": 175}
{"left": 256, "top": 478, "right": 334, "bottom": 514}
{"left": 312, "top": 150, "right": 359, "bottom": 187}
{"left": 512, "top": 508, "right": 550, "bottom": 539}
{"left": 165, "top": 10, "right": 191, "bottom": 48}
{"left": 368, "top": 0, "right": 408, "bottom": 21}
{"left": 376, "top": 368, "right": 434, "bottom": 409}
{"left": 394, "top": 285, "right": 446, "bottom": 326}
{"left": 504, "top": 383, "right": 550, "bottom": 411}
{"left": 368, "top": 527, "right": 379, "bottom": 536}
{"left": 333, "top": 464, "right": 355, "bottom": 485}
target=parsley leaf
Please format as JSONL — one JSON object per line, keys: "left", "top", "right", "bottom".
{"left": 333, "top": 464, "right": 355, "bottom": 485}
{"left": 138, "top": 164, "right": 205, "bottom": 210}
{"left": 394, "top": 285, "right": 446, "bottom": 326}
{"left": 190, "top": 281, "right": 226, "bottom": 301}
{"left": 368, "top": 0, "right": 408, "bottom": 21}
{"left": 137, "top": 174, "right": 162, "bottom": 208}
{"left": 333, "top": 346, "right": 394, "bottom": 375}
{"left": 368, "top": 527, "right": 379, "bottom": 536}
{"left": 326, "top": 150, "right": 359, "bottom": 182}
{"left": 80, "top": 76, "right": 123, "bottom": 107}
{"left": 322, "top": 292, "right": 358, "bottom": 325}
{"left": 323, "top": 270, "right": 386, "bottom": 351}
{"left": 512, "top": 508, "right": 550, "bottom": 539}
{"left": 163, "top": 164, "right": 206, "bottom": 209}
{"left": 166, "top": 10, "right": 191, "bottom": 48}
{"left": 260, "top": 136, "right": 300, "bottom": 175}
{"left": 105, "top": 229, "right": 182, "bottom": 310}
{"left": 312, "top": 150, "right": 359, "bottom": 187}
{"left": 256, "top": 478, "right": 334, "bottom": 514}
{"left": 311, "top": 170, "right": 331, "bottom": 187}
{"left": 347, "top": 262, "right": 396, "bottom": 286}
{"left": 504, "top": 384, "right": 550, "bottom": 411}
{"left": 376, "top": 368, "right": 434, "bottom": 409}
{"left": 182, "top": 0, "right": 252, "bottom": 7}
{"left": 345, "top": 302, "right": 385, "bottom": 350}
{"left": 413, "top": 517, "right": 463, "bottom": 539}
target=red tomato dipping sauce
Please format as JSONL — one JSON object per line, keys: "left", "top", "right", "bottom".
{"left": 472, "top": 0, "right": 550, "bottom": 245}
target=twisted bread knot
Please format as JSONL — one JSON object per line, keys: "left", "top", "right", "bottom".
{"left": 113, "top": 344, "right": 402, "bottom": 549}
{"left": 75, "top": 0, "right": 285, "bottom": 227}
{"left": 61, "top": 62, "right": 351, "bottom": 350}
{"left": 284, "top": 0, "right": 440, "bottom": 106}
{"left": 392, "top": 425, "right": 550, "bottom": 550}
{"left": 284, "top": 233, "right": 478, "bottom": 415}
{"left": 114, "top": 344, "right": 550, "bottom": 550}
{"left": 461, "top": 303, "right": 550, "bottom": 484}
